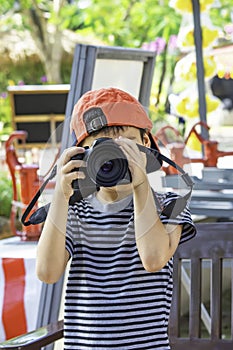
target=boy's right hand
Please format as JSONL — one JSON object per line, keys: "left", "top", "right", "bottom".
{"left": 56, "top": 146, "right": 86, "bottom": 201}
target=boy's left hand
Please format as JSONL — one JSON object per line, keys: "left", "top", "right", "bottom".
{"left": 115, "top": 137, "right": 148, "bottom": 188}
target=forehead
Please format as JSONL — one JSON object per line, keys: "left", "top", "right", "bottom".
{"left": 81, "top": 126, "right": 141, "bottom": 146}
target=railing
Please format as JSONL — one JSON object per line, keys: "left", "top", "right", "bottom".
{"left": 0, "top": 320, "right": 63, "bottom": 350}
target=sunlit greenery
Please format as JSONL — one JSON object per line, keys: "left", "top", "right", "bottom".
{"left": 0, "top": 171, "right": 12, "bottom": 217}
{"left": 0, "top": 0, "right": 232, "bottom": 135}
{"left": 79, "top": 0, "right": 181, "bottom": 47}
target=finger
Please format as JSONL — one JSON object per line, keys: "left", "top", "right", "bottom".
{"left": 115, "top": 137, "right": 140, "bottom": 153}
{"left": 62, "top": 147, "right": 85, "bottom": 166}
{"left": 63, "top": 170, "right": 86, "bottom": 184}
{"left": 60, "top": 170, "right": 86, "bottom": 200}
{"left": 116, "top": 140, "right": 142, "bottom": 163}
{"left": 63, "top": 159, "right": 86, "bottom": 175}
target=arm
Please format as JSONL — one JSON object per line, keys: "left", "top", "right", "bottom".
{"left": 115, "top": 137, "right": 181, "bottom": 272}
{"left": 133, "top": 178, "right": 181, "bottom": 272}
{"left": 36, "top": 146, "right": 86, "bottom": 284}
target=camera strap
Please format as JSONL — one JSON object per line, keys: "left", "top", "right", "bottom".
{"left": 21, "top": 148, "right": 194, "bottom": 226}
{"left": 157, "top": 152, "right": 194, "bottom": 218}
{"left": 21, "top": 165, "right": 57, "bottom": 226}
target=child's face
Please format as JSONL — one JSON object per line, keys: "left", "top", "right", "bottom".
{"left": 81, "top": 126, "right": 150, "bottom": 148}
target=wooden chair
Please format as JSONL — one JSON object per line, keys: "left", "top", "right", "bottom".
{"left": 169, "top": 221, "right": 233, "bottom": 350}
{"left": 1, "top": 222, "right": 233, "bottom": 350}
{"left": 0, "top": 320, "right": 63, "bottom": 350}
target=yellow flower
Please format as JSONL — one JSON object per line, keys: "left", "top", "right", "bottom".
{"left": 170, "top": 0, "right": 215, "bottom": 13}
{"left": 175, "top": 54, "right": 216, "bottom": 81}
{"left": 169, "top": 0, "right": 192, "bottom": 13}
{"left": 186, "top": 133, "right": 202, "bottom": 152}
{"left": 206, "top": 94, "right": 221, "bottom": 113}
{"left": 203, "top": 55, "right": 217, "bottom": 78}
{"left": 175, "top": 93, "right": 220, "bottom": 118}
{"left": 175, "top": 98, "right": 188, "bottom": 116}
{"left": 181, "top": 29, "right": 195, "bottom": 47}
{"left": 175, "top": 59, "right": 196, "bottom": 81}
{"left": 217, "top": 65, "right": 225, "bottom": 78}
{"left": 202, "top": 27, "right": 219, "bottom": 48}
{"left": 176, "top": 97, "right": 199, "bottom": 118}
{"left": 178, "top": 25, "right": 219, "bottom": 50}
{"left": 200, "top": 0, "right": 215, "bottom": 12}
{"left": 8, "top": 80, "right": 15, "bottom": 86}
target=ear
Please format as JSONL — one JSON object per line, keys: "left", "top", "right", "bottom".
{"left": 143, "top": 132, "right": 151, "bottom": 147}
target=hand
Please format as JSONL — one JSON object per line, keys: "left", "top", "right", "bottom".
{"left": 56, "top": 146, "right": 86, "bottom": 201}
{"left": 115, "top": 137, "right": 148, "bottom": 189}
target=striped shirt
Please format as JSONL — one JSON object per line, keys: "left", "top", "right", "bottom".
{"left": 65, "top": 191, "right": 196, "bottom": 349}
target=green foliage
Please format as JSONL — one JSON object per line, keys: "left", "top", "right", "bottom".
{"left": 0, "top": 0, "right": 14, "bottom": 14}
{"left": 1, "top": 0, "right": 232, "bottom": 51}
{"left": 0, "top": 172, "right": 13, "bottom": 218}
{"left": 0, "top": 95, "right": 11, "bottom": 135}
{"left": 80, "top": 0, "right": 182, "bottom": 47}
{"left": 210, "top": 0, "right": 233, "bottom": 29}
{"left": 0, "top": 0, "right": 87, "bottom": 32}
{"left": 56, "top": 4, "right": 87, "bottom": 31}
{"left": 0, "top": 59, "right": 45, "bottom": 90}
{"left": 0, "top": 0, "right": 232, "bottom": 126}
{"left": 0, "top": 57, "right": 72, "bottom": 93}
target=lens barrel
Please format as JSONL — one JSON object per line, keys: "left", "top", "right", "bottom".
{"left": 87, "top": 139, "right": 131, "bottom": 187}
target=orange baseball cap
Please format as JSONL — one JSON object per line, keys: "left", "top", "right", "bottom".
{"left": 70, "top": 87, "right": 159, "bottom": 150}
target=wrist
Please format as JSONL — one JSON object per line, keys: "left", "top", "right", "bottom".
{"left": 54, "top": 184, "right": 70, "bottom": 203}
{"left": 132, "top": 174, "right": 149, "bottom": 191}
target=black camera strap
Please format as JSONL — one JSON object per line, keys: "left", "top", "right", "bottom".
{"left": 157, "top": 153, "right": 194, "bottom": 218}
{"left": 21, "top": 148, "right": 194, "bottom": 226}
{"left": 21, "top": 165, "right": 57, "bottom": 226}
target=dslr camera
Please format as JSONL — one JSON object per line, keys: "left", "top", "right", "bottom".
{"left": 21, "top": 137, "right": 194, "bottom": 225}
{"left": 70, "top": 137, "right": 131, "bottom": 203}
{"left": 69, "top": 137, "right": 162, "bottom": 204}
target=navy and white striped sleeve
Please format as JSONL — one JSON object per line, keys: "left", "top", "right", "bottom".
{"left": 65, "top": 206, "right": 75, "bottom": 257}
{"left": 156, "top": 191, "right": 196, "bottom": 244}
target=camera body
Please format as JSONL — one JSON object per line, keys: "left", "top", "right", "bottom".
{"left": 22, "top": 136, "right": 194, "bottom": 225}
{"left": 69, "top": 137, "right": 163, "bottom": 204}
{"left": 70, "top": 137, "right": 132, "bottom": 203}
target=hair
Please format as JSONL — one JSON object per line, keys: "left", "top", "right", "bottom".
{"left": 81, "top": 126, "right": 146, "bottom": 144}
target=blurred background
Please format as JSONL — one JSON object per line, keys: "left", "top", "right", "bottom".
{"left": 1, "top": 1, "right": 233, "bottom": 346}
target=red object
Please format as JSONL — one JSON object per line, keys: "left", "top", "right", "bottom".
{"left": 185, "top": 121, "right": 233, "bottom": 167}
{"left": 70, "top": 87, "right": 160, "bottom": 151}
{"left": 2, "top": 258, "right": 27, "bottom": 339}
{"left": 5, "top": 131, "right": 42, "bottom": 241}
{"left": 155, "top": 126, "right": 190, "bottom": 175}
{"left": 155, "top": 122, "right": 233, "bottom": 174}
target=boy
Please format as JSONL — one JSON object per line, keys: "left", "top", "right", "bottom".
{"left": 36, "top": 87, "right": 196, "bottom": 349}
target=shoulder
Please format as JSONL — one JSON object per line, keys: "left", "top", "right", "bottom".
{"left": 152, "top": 189, "right": 197, "bottom": 243}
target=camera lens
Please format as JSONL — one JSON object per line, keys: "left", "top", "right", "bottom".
{"left": 100, "top": 161, "right": 114, "bottom": 174}
{"left": 87, "top": 139, "right": 131, "bottom": 187}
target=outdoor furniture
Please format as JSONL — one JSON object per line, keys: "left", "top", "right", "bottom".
{"left": 8, "top": 84, "right": 69, "bottom": 149}
{"left": 1, "top": 222, "right": 233, "bottom": 350}
{"left": 169, "top": 221, "right": 233, "bottom": 350}
{"left": 162, "top": 169, "right": 233, "bottom": 219}
{"left": 0, "top": 320, "right": 63, "bottom": 350}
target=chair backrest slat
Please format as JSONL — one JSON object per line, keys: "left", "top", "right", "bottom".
{"left": 211, "top": 256, "right": 222, "bottom": 339}
{"left": 190, "top": 257, "right": 202, "bottom": 338}
{"left": 169, "top": 222, "right": 233, "bottom": 350}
